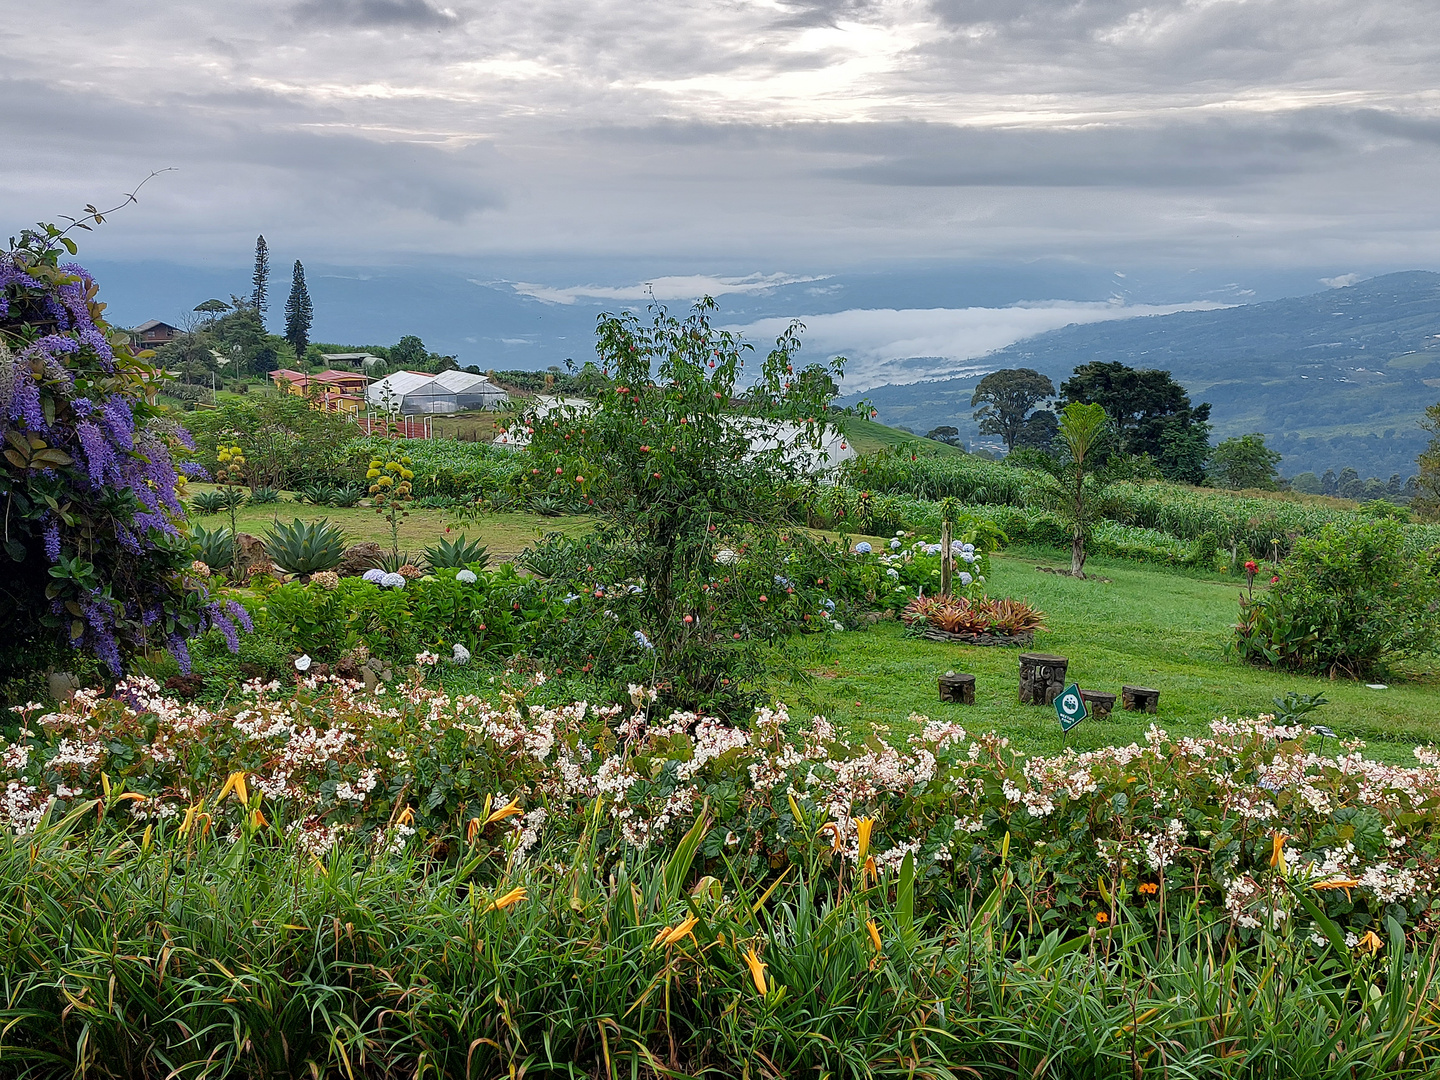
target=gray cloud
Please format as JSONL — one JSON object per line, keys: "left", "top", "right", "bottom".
{"left": 293, "top": 0, "right": 460, "bottom": 28}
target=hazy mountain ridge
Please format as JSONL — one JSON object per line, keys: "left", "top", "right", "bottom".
{"left": 849, "top": 271, "right": 1440, "bottom": 478}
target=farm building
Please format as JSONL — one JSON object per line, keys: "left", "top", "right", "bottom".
{"left": 366, "top": 370, "right": 509, "bottom": 414}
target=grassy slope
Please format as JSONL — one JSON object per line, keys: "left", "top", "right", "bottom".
{"left": 838, "top": 416, "right": 966, "bottom": 457}
{"left": 782, "top": 548, "right": 1439, "bottom": 766}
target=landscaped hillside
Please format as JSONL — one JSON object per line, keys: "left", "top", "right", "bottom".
{"left": 854, "top": 271, "right": 1440, "bottom": 477}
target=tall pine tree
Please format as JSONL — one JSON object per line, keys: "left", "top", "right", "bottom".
{"left": 284, "top": 260, "right": 313, "bottom": 361}
{"left": 250, "top": 235, "right": 270, "bottom": 320}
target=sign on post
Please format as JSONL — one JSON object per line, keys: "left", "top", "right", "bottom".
{"left": 1054, "top": 682, "right": 1088, "bottom": 733}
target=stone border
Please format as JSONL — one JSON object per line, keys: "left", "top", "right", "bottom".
{"left": 922, "top": 628, "right": 1035, "bottom": 647}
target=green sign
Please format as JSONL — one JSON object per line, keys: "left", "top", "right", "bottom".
{"left": 1054, "top": 683, "right": 1088, "bottom": 732}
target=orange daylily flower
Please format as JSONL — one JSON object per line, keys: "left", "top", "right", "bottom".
{"left": 856, "top": 817, "right": 875, "bottom": 862}
{"left": 866, "top": 920, "right": 883, "bottom": 954}
{"left": 654, "top": 915, "right": 699, "bottom": 948}
{"left": 490, "top": 886, "right": 527, "bottom": 911}
{"left": 1357, "top": 930, "right": 1384, "bottom": 955}
{"left": 484, "top": 798, "right": 524, "bottom": 826}
{"left": 1313, "top": 878, "right": 1360, "bottom": 900}
{"left": 1269, "top": 834, "right": 1288, "bottom": 872}
{"left": 744, "top": 948, "right": 768, "bottom": 996}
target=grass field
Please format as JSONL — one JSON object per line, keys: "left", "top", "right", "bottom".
{"left": 783, "top": 547, "right": 1440, "bottom": 766}
{"left": 839, "top": 415, "right": 967, "bottom": 457}
{"left": 189, "top": 487, "right": 1438, "bottom": 764}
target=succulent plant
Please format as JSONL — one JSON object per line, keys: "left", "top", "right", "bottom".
{"left": 248, "top": 486, "right": 281, "bottom": 505}
{"left": 189, "top": 491, "right": 227, "bottom": 515}
{"left": 295, "top": 483, "right": 339, "bottom": 506}
{"left": 330, "top": 484, "right": 364, "bottom": 508}
{"left": 422, "top": 534, "right": 490, "bottom": 570}
{"left": 190, "top": 524, "right": 235, "bottom": 573}
{"left": 262, "top": 518, "right": 348, "bottom": 576}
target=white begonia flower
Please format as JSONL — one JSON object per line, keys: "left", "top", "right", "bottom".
{"left": 294, "top": 654, "right": 312, "bottom": 672}
{"left": 456, "top": 569, "right": 478, "bottom": 584}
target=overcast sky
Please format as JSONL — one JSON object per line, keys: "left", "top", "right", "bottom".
{"left": 3, "top": 0, "right": 1437, "bottom": 267}
{"left": 3, "top": 0, "right": 1439, "bottom": 370}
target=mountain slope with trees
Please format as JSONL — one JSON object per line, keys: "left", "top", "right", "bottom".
{"left": 853, "top": 271, "right": 1440, "bottom": 477}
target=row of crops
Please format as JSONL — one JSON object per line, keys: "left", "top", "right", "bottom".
{"left": 836, "top": 451, "right": 1440, "bottom": 559}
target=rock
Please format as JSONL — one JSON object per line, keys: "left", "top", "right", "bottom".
{"left": 47, "top": 671, "right": 80, "bottom": 703}
{"left": 235, "top": 533, "right": 270, "bottom": 576}
{"left": 337, "top": 541, "right": 384, "bottom": 577}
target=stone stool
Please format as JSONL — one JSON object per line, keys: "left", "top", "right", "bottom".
{"left": 938, "top": 671, "right": 976, "bottom": 704}
{"left": 1019, "top": 653, "right": 1069, "bottom": 706}
{"left": 1080, "top": 689, "right": 1116, "bottom": 719}
{"left": 1122, "top": 685, "right": 1160, "bottom": 713}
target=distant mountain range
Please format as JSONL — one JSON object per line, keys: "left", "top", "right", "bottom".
{"left": 847, "top": 271, "right": 1440, "bottom": 479}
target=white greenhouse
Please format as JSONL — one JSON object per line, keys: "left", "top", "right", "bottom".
{"left": 366, "top": 370, "right": 509, "bottom": 415}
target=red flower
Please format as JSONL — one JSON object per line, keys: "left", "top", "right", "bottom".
{"left": 1244, "top": 560, "right": 1259, "bottom": 574}
{"left": 1271, "top": 576, "right": 1280, "bottom": 584}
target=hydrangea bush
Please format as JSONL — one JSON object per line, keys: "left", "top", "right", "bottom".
{"left": 5, "top": 672, "right": 1438, "bottom": 949}
{"left": 0, "top": 227, "right": 246, "bottom": 686}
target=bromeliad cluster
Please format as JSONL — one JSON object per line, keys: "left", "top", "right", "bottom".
{"left": 3, "top": 673, "right": 1439, "bottom": 949}
{"left": 1, "top": 230, "right": 245, "bottom": 680}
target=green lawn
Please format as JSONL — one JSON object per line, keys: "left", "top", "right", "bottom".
{"left": 780, "top": 548, "right": 1440, "bottom": 766}
{"left": 190, "top": 494, "right": 590, "bottom": 562}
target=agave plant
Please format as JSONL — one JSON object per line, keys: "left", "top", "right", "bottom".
{"left": 295, "top": 483, "right": 339, "bottom": 507}
{"left": 263, "top": 518, "right": 348, "bottom": 576}
{"left": 249, "top": 486, "right": 281, "bottom": 505}
{"left": 191, "top": 524, "right": 235, "bottom": 573}
{"left": 377, "top": 549, "right": 419, "bottom": 574}
{"left": 528, "top": 494, "right": 567, "bottom": 517}
{"left": 189, "top": 491, "right": 227, "bottom": 515}
{"left": 330, "top": 484, "right": 364, "bottom": 508}
{"left": 422, "top": 534, "right": 490, "bottom": 570}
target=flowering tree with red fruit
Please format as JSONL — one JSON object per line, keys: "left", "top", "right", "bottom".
{"left": 1, "top": 222, "right": 247, "bottom": 689}
{"left": 510, "top": 297, "right": 857, "bottom": 711}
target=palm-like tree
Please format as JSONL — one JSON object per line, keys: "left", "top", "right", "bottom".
{"left": 1024, "top": 402, "right": 1112, "bottom": 578}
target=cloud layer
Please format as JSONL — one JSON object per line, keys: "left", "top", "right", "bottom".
{"left": 730, "top": 300, "right": 1228, "bottom": 390}
{"left": 1, "top": 0, "right": 1438, "bottom": 274}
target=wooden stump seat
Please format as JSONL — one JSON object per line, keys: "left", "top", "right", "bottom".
{"left": 938, "top": 671, "right": 976, "bottom": 704}
{"left": 1019, "top": 653, "right": 1068, "bottom": 706}
{"left": 1080, "top": 689, "right": 1117, "bottom": 719}
{"left": 1122, "top": 685, "right": 1160, "bottom": 713}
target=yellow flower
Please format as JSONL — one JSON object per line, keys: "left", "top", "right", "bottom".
{"left": 217, "top": 771, "right": 249, "bottom": 805}
{"left": 396, "top": 805, "right": 415, "bottom": 826}
{"left": 855, "top": 816, "right": 875, "bottom": 862}
{"left": 1357, "top": 930, "right": 1384, "bottom": 955}
{"left": 1313, "top": 877, "right": 1360, "bottom": 900}
{"left": 744, "top": 947, "right": 768, "bottom": 996}
{"left": 366, "top": 469, "right": 381, "bottom": 479}
{"left": 654, "top": 915, "right": 699, "bottom": 949}
{"left": 377, "top": 475, "right": 394, "bottom": 488}
{"left": 484, "top": 798, "right": 523, "bottom": 826}
{"left": 490, "top": 886, "right": 527, "bottom": 911}
{"left": 1269, "top": 833, "right": 1289, "bottom": 872}
{"left": 866, "top": 920, "right": 883, "bottom": 954}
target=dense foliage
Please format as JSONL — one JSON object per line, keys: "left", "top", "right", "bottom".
{"left": 510, "top": 299, "right": 854, "bottom": 711}
{"left": 1231, "top": 518, "right": 1439, "bottom": 677}
{"left": 0, "top": 229, "right": 245, "bottom": 688}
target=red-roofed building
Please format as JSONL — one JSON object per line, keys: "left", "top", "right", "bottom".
{"left": 270, "top": 369, "right": 372, "bottom": 414}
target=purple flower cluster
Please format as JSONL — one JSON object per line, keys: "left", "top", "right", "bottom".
{"left": 3, "top": 250, "right": 240, "bottom": 675}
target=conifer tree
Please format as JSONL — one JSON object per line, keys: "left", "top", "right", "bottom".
{"left": 250, "top": 235, "right": 269, "bottom": 319}
{"left": 283, "top": 259, "right": 312, "bottom": 360}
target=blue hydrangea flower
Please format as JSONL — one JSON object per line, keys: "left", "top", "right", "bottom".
{"left": 381, "top": 572, "right": 406, "bottom": 589}
{"left": 889, "top": 539, "right": 901, "bottom": 550}
{"left": 362, "top": 568, "right": 386, "bottom": 584}
{"left": 456, "top": 569, "right": 478, "bottom": 584}
{"left": 855, "top": 541, "right": 872, "bottom": 554}
{"left": 959, "top": 571, "right": 973, "bottom": 586}
{"left": 634, "top": 629, "right": 654, "bottom": 650}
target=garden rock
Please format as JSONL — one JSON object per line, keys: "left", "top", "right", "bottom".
{"left": 235, "top": 533, "right": 270, "bottom": 576}
{"left": 338, "top": 542, "right": 385, "bottom": 577}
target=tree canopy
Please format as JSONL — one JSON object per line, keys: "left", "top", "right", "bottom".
{"left": 1059, "top": 361, "right": 1211, "bottom": 482}
{"left": 1209, "top": 433, "right": 1282, "bottom": 490}
{"left": 971, "top": 368, "right": 1055, "bottom": 451}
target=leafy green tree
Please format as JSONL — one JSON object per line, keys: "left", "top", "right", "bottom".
{"left": 1209, "top": 433, "right": 1282, "bottom": 490}
{"left": 971, "top": 368, "right": 1055, "bottom": 451}
{"left": 926, "top": 425, "right": 962, "bottom": 447}
{"left": 1289, "top": 471, "right": 1323, "bottom": 495}
{"left": 514, "top": 298, "right": 851, "bottom": 711}
{"left": 1060, "top": 361, "right": 1211, "bottom": 482}
{"left": 1337, "top": 467, "right": 1361, "bottom": 500}
{"left": 1416, "top": 402, "right": 1440, "bottom": 520}
{"left": 1024, "top": 402, "right": 1113, "bottom": 578}
{"left": 284, "top": 260, "right": 312, "bottom": 361}
{"left": 251, "top": 235, "right": 269, "bottom": 320}
{"left": 1322, "top": 468, "right": 1338, "bottom": 495}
